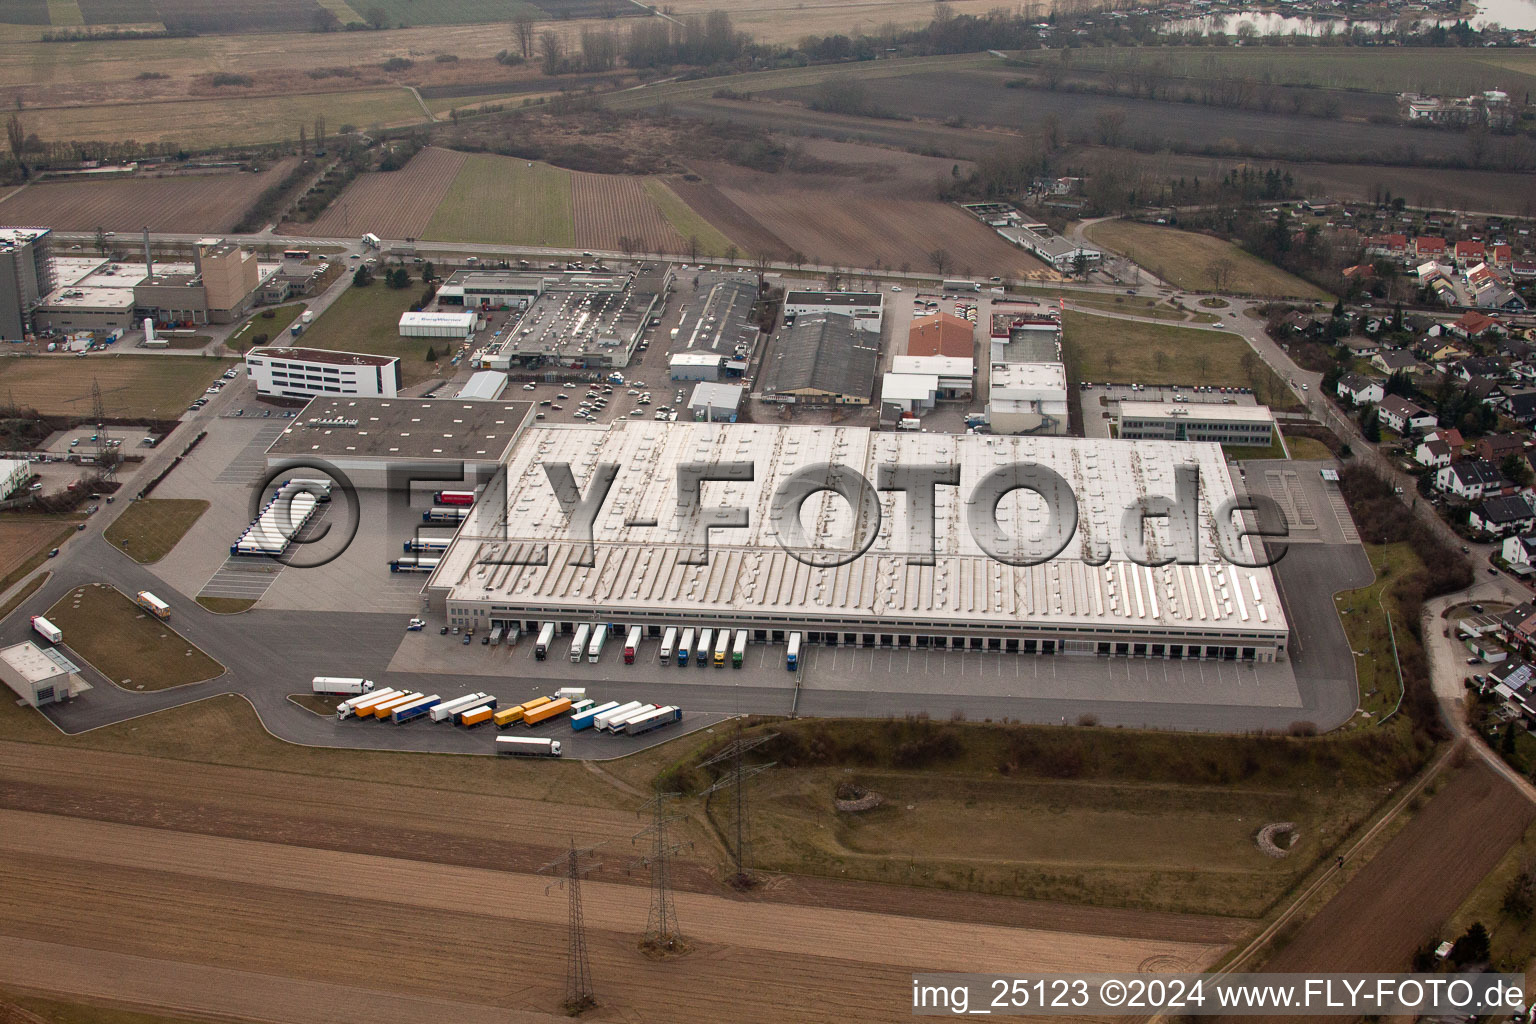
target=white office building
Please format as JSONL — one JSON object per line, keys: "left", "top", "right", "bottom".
{"left": 0, "top": 458, "right": 30, "bottom": 500}
{"left": 245, "top": 347, "right": 401, "bottom": 399}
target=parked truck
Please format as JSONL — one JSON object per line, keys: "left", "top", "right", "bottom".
{"left": 535, "top": 622, "right": 556, "bottom": 661}
{"left": 371, "top": 692, "right": 423, "bottom": 719}
{"left": 624, "top": 705, "right": 682, "bottom": 736}
{"left": 603, "top": 703, "right": 657, "bottom": 733}
{"left": 660, "top": 626, "right": 677, "bottom": 663}
{"left": 459, "top": 705, "right": 496, "bottom": 728}
{"left": 713, "top": 629, "right": 729, "bottom": 667}
{"left": 496, "top": 736, "right": 562, "bottom": 758}
{"left": 570, "top": 624, "right": 590, "bottom": 663}
{"left": 433, "top": 490, "right": 476, "bottom": 507}
{"left": 587, "top": 624, "right": 607, "bottom": 663}
{"left": 556, "top": 688, "right": 587, "bottom": 702}
{"left": 493, "top": 695, "right": 550, "bottom": 728}
{"left": 677, "top": 628, "right": 694, "bottom": 666}
{"left": 623, "top": 625, "right": 642, "bottom": 664}
{"left": 429, "top": 692, "right": 491, "bottom": 723}
{"left": 337, "top": 688, "right": 402, "bottom": 720}
{"left": 311, "top": 677, "right": 373, "bottom": 696}
{"left": 593, "top": 701, "right": 644, "bottom": 732}
{"left": 30, "top": 615, "right": 62, "bottom": 644}
{"left": 523, "top": 697, "right": 573, "bottom": 726}
{"left": 390, "top": 694, "right": 441, "bottom": 724}
{"left": 571, "top": 700, "right": 619, "bottom": 731}
{"left": 696, "top": 628, "right": 712, "bottom": 668}
{"left": 135, "top": 591, "right": 171, "bottom": 620}
{"left": 732, "top": 629, "right": 747, "bottom": 669}
{"left": 787, "top": 632, "right": 801, "bottom": 671}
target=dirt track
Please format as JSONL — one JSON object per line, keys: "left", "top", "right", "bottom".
{"left": 0, "top": 742, "right": 1236, "bottom": 1022}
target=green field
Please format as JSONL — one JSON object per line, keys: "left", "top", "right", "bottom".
{"left": 1285, "top": 434, "right": 1334, "bottom": 460}
{"left": 29, "top": 87, "right": 423, "bottom": 146}
{"left": 46, "top": 583, "right": 223, "bottom": 690}
{"left": 295, "top": 278, "right": 447, "bottom": 387}
{"left": 644, "top": 178, "right": 737, "bottom": 257}
{"left": 103, "top": 499, "right": 208, "bottom": 564}
{"left": 1084, "top": 221, "right": 1332, "bottom": 300}
{"left": 1335, "top": 543, "right": 1423, "bottom": 719}
{"left": 424, "top": 154, "right": 575, "bottom": 247}
{"left": 349, "top": 0, "right": 540, "bottom": 26}
{"left": 1063, "top": 309, "right": 1298, "bottom": 408}
{"left": 228, "top": 302, "right": 306, "bottom": 353}
{"left": 0, "top": 354, "right": 234, "bottom": 419}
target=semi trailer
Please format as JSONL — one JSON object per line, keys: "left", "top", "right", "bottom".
{"left": 586, "top": 625, "right": 607, "bottom": 663}
{"left": 571, "top": 701, "right": 619, "bottom": 731}
{"left": 603, "top": 703, "right": 657, "bottom": 733}
{"left": 337, "top": 688, "right": 402, "bottom": 719}
{"left": 311, "top": 677, "right": 373, "bottom": 696}
{"left": 570, "top": 624, "right": 590, "bottom": 663}
{"left": 523, "top": 697, "right": 573, "bottom": 726}
{"left": 496, "top": 736, "right": 562, "bottom": 757}
{"left": 534, "top": 622, "right": 555, "bottom": 660}
{"left": 429, "top": 692, "right": 491, "bottom": 723}
{"left": 593, "top": 701, "right": 643, "bottom": 732}
{"left": 135, "top": 591, "right": 171, "bottom": 620}
{"left": 30, "top": 616, "right": 62, "bottom": 644}
{"left": 459, "top": 705, "right": 496, "bottom": 728}
{"left": 390, "top": 694, "right": 441, "bottom": 724}
{"left": 623, "top": 625, "right": 642, "bottom": 664}
{"left": 623, "top": 705, "right": 682, "bottom": 736}
{"left": 493, "top": 695, "right": 551, "bottom": 728}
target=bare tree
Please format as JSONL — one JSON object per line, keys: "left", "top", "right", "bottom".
{"left": 539, "top": 30, "right": 565, "bottom": 76}
{"left": 6, "top": 113, "right": 24, "bottom": 175}
{"left": 365, "top": 5, "right": 387, "bottom": 28}
{"left": 618, "top": 235, "right": 635, "bottom": 258}
{"left": 1104, "top": 351, "right": 1120, "bottom": 377}
{"left": 1206, "top": 258, "right": 1234, "bottom": 292}
{"left": 724, "top": 244, "right": 739, "bottom": 265}
{"left": 1195, "top": 353, "right": 1211, "bottom": 381}
{"left": 927, "top": 248, "right": 953, "bottom": 275}
{"left": 687, "top": 235, "right": 700, "bottom": 262}
{"left": 314, "top": 115, "right": 326, "bottom": 154}
{"left": 1094, "top": 107, "right": 1128, "bottom": 147}
{"left": 298, "top": 123, "right": 307, "bottom": 156}
{"left": 513, "top": 9, "right": 537, "bottom": 59}
{"left": 1153, "top": 349, "right": 1168, "bottom": 372}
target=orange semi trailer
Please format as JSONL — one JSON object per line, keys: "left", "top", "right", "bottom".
{"left": 493, "top": 696, "right": 552, "bottom": 728}
{"left": 522, "top": 697, "right": 573, "bottom": 726}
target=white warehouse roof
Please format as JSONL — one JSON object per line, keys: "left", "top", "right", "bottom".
{"left": 399, "top": 311, "right": 476, "bottom": 329}
{"left": 457, "top": 370, "right": 509, "bottom": 401}
{"left": 429, "top": 422, "right": 1287, "bottom": 641}
{"left": 1119, "top": 401, "right": 1276, "bottom": 423}
{"left": 881, "top": 373, "right": 940, "bottom": 402}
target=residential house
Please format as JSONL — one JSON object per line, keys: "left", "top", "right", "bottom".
{"left": 1423, "top": 340, "right": 1471, "bottom": 363}
{"left": 1378, "top": 394, "right": 1437, "bottom": 434}
{"left": 1502, "top": 534, "right": 1536, "bottom": 571}
{"left": 1498, "top": 602, "right": 1536, "bottom": 659}
{"left": 1425, "top": 427, "right": 1464, "bottom": 448}
{"left": 1371, "top": 349, "right": 1423, "bottom": 375}
{"left": 1278, "top": 311, "right": 1320, "bottom": 336}
{"left": 1448, "top": 310, "right": 1505, "bottom": 340}
{"left": 1455, "top": 240, "right": 1487, "bottom": 266}
{"left": 1414, "top": 437, "right": 1454, "bottom": 468}
{"left": 1489, "top": 660, "right": 1536, "bottom": 721}
{"left": 1415, "top": 237, "right": 1448, "bottom": 260}
{"left": 1454, "top": 356, "right": 1507, "bottom": 381}
{"left": 1336, "top": 373, "right": 1385, "bottom": 406}
{"left": 1364, "top": 234, "right": 1409, "bottom": 257}
{"left": 1344, "top": 336, "right": 1381, "bottom": 358}
{"left": 1490, "top": 243, "right": 1513, "bottom": 268}
{"left": 1475, "top": 433, "right": 1528, "bottom": 463}
{"left": 1512, "top": 260, "right": 1536, "bottom": 280}
{"left": 1436, "top": 458, "right": 1506, "bottom": 499}
{"left": 1501, "top": 390, "right": 1536, "bottom": 426}
{"left": 1471, "top": 493, "right": 1536, "bottom": 536}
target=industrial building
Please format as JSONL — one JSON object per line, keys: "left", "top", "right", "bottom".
{"left": 783, "top": 290, "right": 883, "bottom": 332}
{"left": 0, "top": 458, "right": 31, "bottom": 499}
{"left": 907, "top": 312, "right": 975, "bottom": 360}
{"left": 688, "top": 382, "right": 744, "bottom": 421}
{"left": 456, "top": 370, "right": 509, "bottom": 401}
{"left": 0, "top": 227, "right": 54, "bottom": 341}
{"left": 465, "top": 266, "right": 667, "bottom": 373}
{"left": 264, "top": 396, "right": 534, "bottom": 489}
{"left": 985, "top": 306, "right": 1068, "bottom": 436}
{"left": 672, "top": 276, "right": 759, "bottom": 369}
{"left": 1117, "top": 402, "right": 1277, "bottom": 446}
{"left": 994, "top": 222, "right": 1102, "bottom": 273}
{"left": 0, "top": 641, "right": 88, "bottom": 707}
{"left": 245, "top": 347, "right": 402, "bottom": 400}
{"left": 425, "top": 422, "right": 1290, "bottom": 662}
{"left": 759, "top": 313, "right": 879, "bottom": 405}
{"left": 399, "top": 311, "right": 477, "bottom": 340}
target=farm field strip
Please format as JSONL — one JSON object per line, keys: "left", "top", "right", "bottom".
{"left": 663, "top": 174, "right": 789, "bottom": 257}
{"left": 1083, "top": 220, "right": 1330, "bottom": 299}
{"left": 571, "top": 171, "right": 687, "bottom": 254}
{"left": 423, "top": 153, "right": 574, "bottom": 246}
{"left": 643, "top": 177, "right": 735, "bottom": 256}
{"left": 0, "top": 160, "right": 298, "bottom": 232}
{"left": 287, "top": 146, "right": 466, "bottom": 239}
{"left": 18, "top": 86, "right": 424, "bottom": 145}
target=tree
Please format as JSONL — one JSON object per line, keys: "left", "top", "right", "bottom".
{"left": 420, "top": 260, "right": 434, "bottom": 282}
{"left": 539, "top": 30, "right": 565, "bottom": 76}
{"left": 1502, "top": 721, "right": 1519, "bottom": 754}
{"left": 365, "top": 5, "right": 387, "bottom": 29}
{"left": 1207, "top": 258, "right": 1235, "bottom": 292}
{"left": 1449, "top": 922, "right": 1490, "bottom": 966}
{"left": 94, "top": 226, "right": 107, "bottom": 253}
{"left": 1195, "top": 353, "right": 1211, "bottom": 382}
{"left": 386, "top": 266, "right": 410, "bottom": 289}
{"left": 1072, "top": 252, "right": 1090, "bottom": 277}
{"left": 927, "top": 248, "right": 953, "bottom": 275}
{"left": 352, "top": 265, "right": 373, "bottom": 287}
{"left": 311, "top": 8, "right": 340, "bottom": 31}
{"left": 1503, "top": 453, "right": 1534, "bottom": 488}
{"left": 687, "top": 235, "right": 700, "bottom": 263}
{"left": 298, "top": 124, "right": 307, "bottom": 156}
{"left": 1153, "top": 350, "right": 1168, "bottom": 372}
{"left": 1103, "top": 351, "right": 1119, "bottom": 376}
{"left": 724, "top": 244, "right": 739, "bottom": 265}
{"left": 513, "top": 10, "right": 536, "bottom": 59}
{"left": 1094, "top": 107, "right": 1127, "bottom": 146}
{"left": 5, "top": 113, "right": 23, "bottom": 170}
{"left": 1361, "top": 403, "right": 1381, "bottom": 443}
{"left": 314, "top": 115, "right": 326, "bottom": 154}
{"left": 424, "top": 345, "right": 437, "bottom": 362}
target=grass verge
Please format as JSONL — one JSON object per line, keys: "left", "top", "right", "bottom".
{"left": 0, "top": 571, "right": 47, "bottom": 626}
{"left": 46, "top": 583, "right": 223, "bottom": 690}
{"left": 1284, "top": 435, "right": 1335, "bottom": 460}
{"left": 1084, "top": 220, "right": 1332, "bottom": 300}
{"left": 228, "top": 302, "right": 306, "bottom": 353}
{"left": 103, "top": 499, "right": 208, "bottom": 564}
{"left": 1226, "top": 438, "right": 1287, "bottom": 461}
{"left": 195, "top": 596, "right": 256, "bottom": 614}
{"left": 1334, "top": 543, "right": 1422, "bottom": 720}
{"left": 1062, "top": 309, "right": 1299, "bottom": 409}
{"left": 0, "top": 520, "right": 76, "bottom": 596}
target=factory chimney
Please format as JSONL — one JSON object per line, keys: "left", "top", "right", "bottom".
{"left": 141, "top": 227, "right": 153, "bottom": 280}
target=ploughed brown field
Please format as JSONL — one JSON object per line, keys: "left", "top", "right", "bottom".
{"left": 285, "top": 146, "right": 468, "bottom": 240}
{"left": 0, "top": 738, "right": 1238, "bottom": 1023}
{"left": 0, "top": 160, "right": 299, "bottom": 233}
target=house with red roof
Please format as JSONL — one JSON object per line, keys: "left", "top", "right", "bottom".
{"left": 1415, "top": 236, "right": 1448, "bottom": 258}
{"left": 1455, "top": 239, "right": 1486, "bottom": 266}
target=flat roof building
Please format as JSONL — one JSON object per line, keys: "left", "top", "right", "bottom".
{"left": 0, "top": 227, "right": 53, "bottom": 341}
{"left": 427, "top": 422, "right": 1289, "bottom": 662}
{"left": 399, "top": 311, "right": 476, "bottom": 339}
{"left": 0, "top": 641, "right": 88, "bottom": 707}
{"left": 673, "top": 277, "right": 760, "bottom": 361}
{"left": 995, "top": 222, "right": 1102, "bottom": 273}
{"left": 988, "top": 361, "right": 1069, "bottom": 436}
{"left": 760, "top": 312, "right": 880, "bottom": 405}
{"left": 245, "top": 347, "right": 401, "bottom": 400}
{"left": 456, "top": 370, "right": 509, "bottom": 401}
{"left": 688, "top": 381, "right": 744, "bottom": 421}
{"left": 0, "top": 458, "right": 31, "bottom": 499}
{"left": 1118, "top": 401, "right": 1276, "bottom": 446}
{"left": 783, "top": 290, "right": 882, "bottom": 332}
{"left": 469, "top": 266, "right": 667, "bottom": 373}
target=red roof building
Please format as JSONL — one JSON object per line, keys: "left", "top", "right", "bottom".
{"left": 1415, "top": 236, "right": 1448, "bottom": 257}
{"left": 907, "top": 313, "right": 976, "bottom": 359}
{"left": 1455, "top": 240, "right": 1486, "bottom": 263}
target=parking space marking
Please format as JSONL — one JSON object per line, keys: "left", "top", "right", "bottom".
{"left": 214, "top": 424, "right": 285, "bottom": 485}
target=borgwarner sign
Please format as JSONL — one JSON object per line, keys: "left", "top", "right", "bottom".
{"left": 484, "top": 459, "right": 1290, "bottom": 570}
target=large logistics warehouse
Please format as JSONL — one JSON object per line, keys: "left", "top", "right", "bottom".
{"left": 425, "top": 422, "right": 1290, "bottom": 662}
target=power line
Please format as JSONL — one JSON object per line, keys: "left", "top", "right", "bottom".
{"left": 698, "top": 722, "right": 776, "bottom": 890}
{"left": 538, "top": 838, "right": 600, "bottom": 1016}
{"left": 632, "top": 791, "right": 689, "bottom": 955}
